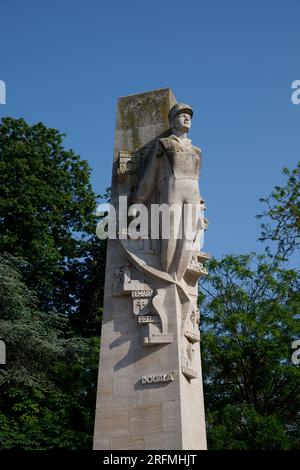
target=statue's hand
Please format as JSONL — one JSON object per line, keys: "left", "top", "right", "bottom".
{"left": 203, "top": 217, "right": 209, "bottom": 230}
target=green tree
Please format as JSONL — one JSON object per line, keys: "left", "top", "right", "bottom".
{"left": 0, "top": 254, "right": 99, "bottom": 449}
{"left": 0, "top": 117, "right": 106, "bottom": 448}
{"left": 258, "top": 162, "right": 300, "bottom": 260}
{"left": 200, "top": 254, "right": 300, "bottom": 449}
{"left": 0, "top": 117, "right": 102, "bottom": 324}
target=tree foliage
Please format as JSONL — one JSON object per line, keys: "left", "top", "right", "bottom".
{"left": 0, "top": 117, "right": 103, "bottom": 325}
{"left": 258, "top": 163, "right": 300, "bottom": 260}
{"left": 0, "top": 117, "right": 105, "bottom": 449}
{"left": 200, "top": 254, "right": 300, "bottom": 449}
{"left": 0, "top": 254, "right": 99, "bottom": 449}
{"left": 201, "top": 161, "right": 300, "bottom": 449}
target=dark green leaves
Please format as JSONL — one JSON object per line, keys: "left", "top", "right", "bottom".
{"left": 201, "top": 255, "right": 300, "bottom": 449}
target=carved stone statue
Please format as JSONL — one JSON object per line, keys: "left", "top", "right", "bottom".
{"left": 132, "top": 102, "right": 206, "bottom": 282}
{"left": 94, "top": 90, "right": 208, "bottom": 450}
{"left": 117, "top": 101, "right": 209, "bottom": 371}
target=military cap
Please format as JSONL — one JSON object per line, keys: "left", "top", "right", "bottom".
{"left": 168, "top": 102, "right": 193, "bottom": 125}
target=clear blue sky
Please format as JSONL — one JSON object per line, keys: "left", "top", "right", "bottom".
{"left": 1, "top": 0, "right": 299, "bottom": 258}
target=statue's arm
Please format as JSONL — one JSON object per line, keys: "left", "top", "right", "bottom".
{"left": 133, "top": 140, "right": 162, "bottom": 204}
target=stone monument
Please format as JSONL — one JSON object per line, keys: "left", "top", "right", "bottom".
{"left": 93, "top": 88, "right": 209, "bottom": 450}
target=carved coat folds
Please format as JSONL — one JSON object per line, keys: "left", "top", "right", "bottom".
{"left": 133, "top": 134, "right": 203, "bottom": 281}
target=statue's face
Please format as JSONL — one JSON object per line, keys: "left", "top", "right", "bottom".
{"left": 172, "top": 112, "right": 192, "bottom": 132}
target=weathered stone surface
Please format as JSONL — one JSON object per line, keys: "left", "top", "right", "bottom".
{"left": 111, "top": 437, "right": 145, "bottom": 450}
{"left": 93, "top": 88, "right": 208, "bottom": 450}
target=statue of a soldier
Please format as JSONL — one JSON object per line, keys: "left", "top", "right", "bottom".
{"left": 133, "top": 102, "right": 206, "bottom": 281}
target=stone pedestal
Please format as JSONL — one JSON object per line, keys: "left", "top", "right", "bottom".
{"left": 93, "top": 89, "right": 207, "bottom": 450}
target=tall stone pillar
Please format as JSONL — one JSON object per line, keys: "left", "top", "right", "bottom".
{"left": 93, "top": 88, "right": 208, "bottom": 450}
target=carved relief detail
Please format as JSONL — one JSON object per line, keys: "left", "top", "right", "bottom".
{"left": 184, "top": 307, "right": 201, "bottom": 343}
{"left": 117, "top": 151, "right": 135, "bottom": 176}
{"left": 186, "top": 251, "right": 210, "bottom": 278}
{"left": 112, "top": 265, "right": 173, "bottom": 345}
{"left": 181, "top": 359, "right": 198, "bottom": 380}
{"left": 112, "top": 265, "right": 151, "bottom": 296}
{"left": 180, "top": 251, "right": 209, "bottom": 381}
{"left": 181, "top": 306, "right": 201, "bottom": 381}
